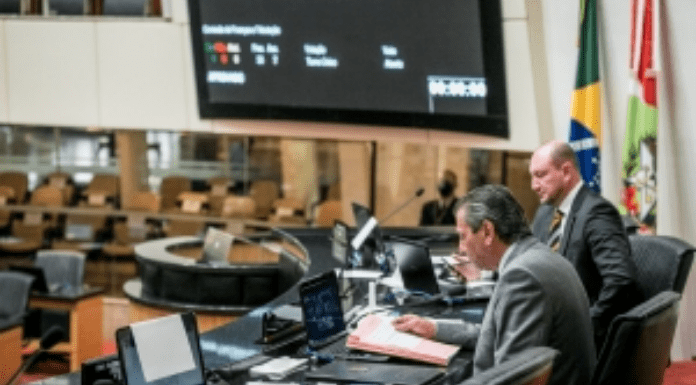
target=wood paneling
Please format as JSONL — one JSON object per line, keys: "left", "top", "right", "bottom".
{"left": 129, "top": 301, "right": 240, "bottom": 333}
{"left": 0, "top": 325, "right": 22, "bottom": 385}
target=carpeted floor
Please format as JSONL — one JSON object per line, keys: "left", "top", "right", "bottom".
{"left": 663, "top": 361, "right": 696, "bottom": 385}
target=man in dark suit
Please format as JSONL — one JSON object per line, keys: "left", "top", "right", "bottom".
{"left": 393, "top": 185, "right": 596, "bottom": 385}
{"left": 420, "top": 169, "right": 458, "bottom": 226}
{"left": 529, "top": 140, "right": 639, "bottom": 351}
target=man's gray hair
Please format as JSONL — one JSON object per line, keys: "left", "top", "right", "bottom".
{"left": 455, "top": 185, "right": 531, "bottom": 244}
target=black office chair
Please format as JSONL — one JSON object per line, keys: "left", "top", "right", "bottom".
{"left": 592, "top": 291, "right": 680, "bottom": 385}
{"left": 0, "top": 271, "right": 34, "bottom": 329}
{"left": 35, "top": 249, "right": 86, "bottom": 292}
{"left": 460, "top": 346, "right": 559, "bottom": 385}
{"left": 628, "top": 234, "right": 694, "bottom": 301}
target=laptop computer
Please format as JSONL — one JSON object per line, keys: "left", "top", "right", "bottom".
{"left": 199, "top": 227, "right": 233, "bottom": 266}
{"left": 64, "top": 223, "right": 94, "bottom": 242}
{"left": 116, "top": 312, "right": 207, "bottom": 385}
{"left": 391, "top": 239, "right": 441, "bottom": 296}
{"left": 9, "top": 265, "right": 50, "bottom": 293}
{"left": 298, "top": 271, "right": 386, "bottom": 361}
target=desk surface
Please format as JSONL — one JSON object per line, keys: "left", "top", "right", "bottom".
{"left": 29, "top": 227, "right": 477, "bottom": 385}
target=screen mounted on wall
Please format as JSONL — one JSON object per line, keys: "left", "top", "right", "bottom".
{"left": 187, "top": 0, "right": 508, "bottom": 137}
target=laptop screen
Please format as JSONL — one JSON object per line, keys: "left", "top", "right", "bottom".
{"left": 200, "top": 227, "right": 233, "bottom": 265}
{"left": 392, "top": 240, "right": 440, "bottom": 295}
{"left": 116, "top": 312, "right": 206, "bottom": 385}
{"left": 298, "top": 271, "right": 346, "bottom": 347}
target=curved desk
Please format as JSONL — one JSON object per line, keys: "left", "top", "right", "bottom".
{"left": 126, "top": 230, "right": 310, "bottom": 332}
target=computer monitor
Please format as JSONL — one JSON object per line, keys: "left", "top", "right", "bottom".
{"left": 116, "top": 312, "right": 206, "bottom": 385}
{"left": 200, "top": 227, "right": 233, "bottom": 265}
{"left": 64, "top": 223, "right": 94, "bottom": 242}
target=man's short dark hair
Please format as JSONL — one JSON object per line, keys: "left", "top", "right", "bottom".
{"left": 455, "top": 185, "right": 531, "bottom": 244}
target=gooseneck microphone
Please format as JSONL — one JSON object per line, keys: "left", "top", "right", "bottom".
{"left": 8, "top": 326, "right": 66, "bottom": 385}
{"left": 380, "top": 187, "right": 425, "bottom": 225}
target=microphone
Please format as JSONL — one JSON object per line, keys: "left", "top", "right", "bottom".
{"left": 380, "top": 187, "right": 425, "bottom": 225}
{"left": 8, "top": 326, "right": 65, "bottom": 385}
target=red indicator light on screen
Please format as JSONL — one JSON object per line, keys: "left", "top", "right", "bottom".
{"left": 220, "top": 54, "right": 229, "bottom": 65}
{"left": 214, "top": 42, "right": 227, "bottom": 54}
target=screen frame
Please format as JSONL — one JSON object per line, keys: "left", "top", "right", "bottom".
{"left": 187, "top": 0, "right": 508, "bottom": 137}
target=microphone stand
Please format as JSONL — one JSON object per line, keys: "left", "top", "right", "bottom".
{"left": 7, "top": 326, "right": 65, "bottom": 385}
{"left": 379, "top": 188, "right": 425, "bottom": 226}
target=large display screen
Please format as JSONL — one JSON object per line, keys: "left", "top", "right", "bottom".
{"left": 188, "top": 0, "right": 508, "bottom": 137}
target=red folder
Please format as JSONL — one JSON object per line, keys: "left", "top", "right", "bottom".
{"left": 346, "top": 313, "right": 460, "bottom": 366}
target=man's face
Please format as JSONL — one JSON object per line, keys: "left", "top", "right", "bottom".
{"left": 456, "top": 208, "right": 491, "bottom": 269}
{"left": 529, "top": 150, "right": 566, "bottom": 206}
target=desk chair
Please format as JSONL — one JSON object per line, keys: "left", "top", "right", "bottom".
{"left": 0, "top": 185, "right": 63, "bottom": 256}
{"left": 592, "top": 291, "right": 680, "bottom": 385}
{"left": 163, "top": 192, "right": 209, "bottom": 237}
{"left": 0, "top": 171, "right": 28, "bottom": 233}
{"left": 460, "top": 346, "right": 558, "bottom": 385}
{"left": 628, "top": 234, "right": 694, "bottom": 301}
{"left": 45, "top": 171, "right": 76, "bottom": 206}
{"left": 269, "top": 197, "right": 307, "bottom": 225}
{"left": 207, "top": 177, "right": 232, "bottom": 216}
{"left": 0, "top": 271, "right": 34, "bottom": 328}
{"left": 82, "top": 174, "right": 120, "bottom": 207}
{"left": 102, "top": 191, "right": 159, "bottom": 294}
{"left": 220, "top": 195, "right": 256, "bottom": 219}
{"left": 159, "top": 175, "right": 191, "bottom": 212}
{"left": 0, "top": 185, "right": 17, "bottom": 231}
{"left": 0, "top": 271, "right": 34, "bottom": 385}
{"left": 249, "top": 180, "right": 280, "bottom": 219}
{"left": 35, "top": 250, "right": 86, "bottom": 292}
{"left": 313, "top": 199, "right": 342, "bottom": 227}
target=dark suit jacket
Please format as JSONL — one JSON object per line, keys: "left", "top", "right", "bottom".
{"left": 532, "top": 185, "right": 639, "bottom": 350}
{"left": 434, "top": 237, "right": 596, "bottom": 385}
{"left": 420, "top": 199, "right": 457, "bottom": 226}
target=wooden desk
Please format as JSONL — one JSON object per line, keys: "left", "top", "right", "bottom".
{"left": 27, "top": 288, "right": 104, "bottom": 372}
{"left": 0, "top": 322, "right": 22, "bottom": 385}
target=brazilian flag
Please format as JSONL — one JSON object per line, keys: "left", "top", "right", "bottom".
{"left": 569, "top": 0, "right": 601, "bottom": 193}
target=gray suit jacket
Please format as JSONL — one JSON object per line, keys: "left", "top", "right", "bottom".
{"left": 532, "top": 185, "right": 639, "bottom": 348}
{"left": 433, "top": 237, "right": 596, "bottom": 385}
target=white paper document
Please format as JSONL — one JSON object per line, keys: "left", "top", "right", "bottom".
{"left": 363, "top": 315, "right": 421, "bottom": 349}
{"left": 130, "top": 314, "right": 197, "bottom": 383}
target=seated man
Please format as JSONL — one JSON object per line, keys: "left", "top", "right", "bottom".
{"left": 393, "top": 185, "right": 595, "bottom": 385}
{"left": 420, "top": 169, "right": 458, "bottom": 226}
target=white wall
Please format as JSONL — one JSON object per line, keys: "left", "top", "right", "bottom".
{"left": 540, "top": 0, "right": 696, "bottom": 359}
{"left": 0, "top": 0, "right": 548, "bottom": 151}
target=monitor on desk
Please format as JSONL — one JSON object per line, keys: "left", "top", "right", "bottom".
{"left": 392, "top": 239, "right": 440, "bottom": 296}
{"left": 116, "top": 312, "right": 206, "bottom": 385}
{"left": 298, "top": 270, "right": 347, "bottom": 349}
{"left": 65, "top": 223, "right": 94, "bottom": 242}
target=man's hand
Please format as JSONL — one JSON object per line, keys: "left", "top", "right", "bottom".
{"left": 449, "top": 255, "right": 482, "bottom": 282}
{"left": 391, "top": 314, "right": 436, "bottom": 339}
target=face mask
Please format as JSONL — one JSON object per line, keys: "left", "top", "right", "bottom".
{"left": 438, "top": 180, "right": 454, "bottom": 197}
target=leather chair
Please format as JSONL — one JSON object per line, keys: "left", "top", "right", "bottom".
{"left": 0, "top": 271, "right": 34, "bottom": 329}
{"left": 45, "top": 171, "right": 76, "bottom": 206}
{"left": 207, "top": 177, "right": 232, "bottom": 216}
{"left": 249, "top": 180, "right": 280, "bottom": 219}
{"left": 628, "top": 234, "right": 694, "bottom": 301}
{"left": 0, "top": 271, "right": 33, "bottom": 385}
{"left": 0, "top": 171, "right": 28, "bottom": 204}
{"left": 592, "top": 291, "right": 680, "bottom": 385}
{"left": 35, "top": 250, "right": 86, "bottom": 292}
{"left": 220, "top": 196, "right": 256, "bottom": 219}
{"left": 460, "top": 346, "right": 558, "bottom": 385}
{"left": 163, "top": 192, "right": 208, "bottom": 237}
{"left": 0, "top": 185, "right": 63, "bottom": 255}
{"left": 269, "top": 197, "right": 306, "bottom": 225}
{"left": 159, "top": 175, "right": 191, "bottom": 212}
{"left": 313, "top": 199, "right": 343, "bottom": 227}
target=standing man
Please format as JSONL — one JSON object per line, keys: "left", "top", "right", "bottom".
{"left": 529, "top": 140, "right": 639, "bottom": 351}
{"left": 393, "top": 185, "right": 596, "bottom": 385}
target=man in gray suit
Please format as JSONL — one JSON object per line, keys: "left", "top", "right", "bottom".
{"left": 529, "top": 140, "right": 639, "bottom": 350}
{"left": 393, "top": 185, "right": 595, "bottom": 385}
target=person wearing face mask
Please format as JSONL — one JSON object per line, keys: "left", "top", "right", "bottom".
{"left": 420, "top": 169, "right": 458, "bottom": 226}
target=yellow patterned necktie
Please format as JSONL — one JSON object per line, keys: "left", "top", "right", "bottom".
{"left": 548, "top": 209, "right": 564, "bottom": 252}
